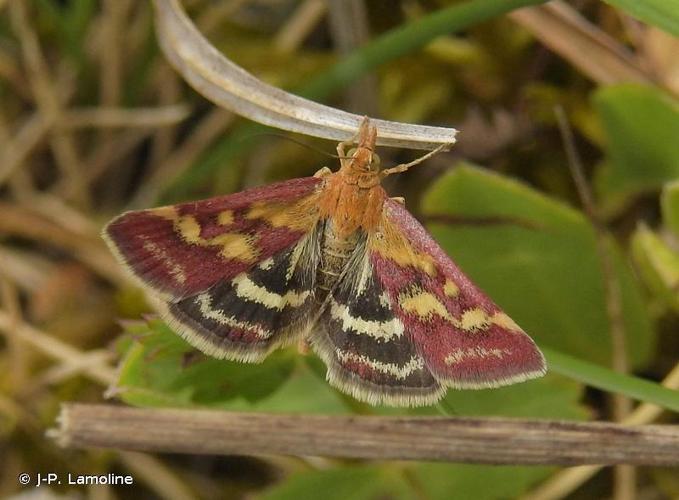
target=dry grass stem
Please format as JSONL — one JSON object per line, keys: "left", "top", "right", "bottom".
{"left": 152, "top": 0, "right": 457, "bottom": 150}
{"left": 10, "top": 2, "right": 91, "bottom": 207}
{"left": 327, "top": 0, "right": 379, "bottom": 115}
{"left": 274, "top": 0, "right": 327, "bottom": 53}
{"left": 195, "top": 0, "right": 249, "bottom": 34}
{"left": 0, "top": 276, "right": 28, "bottom": 391}
{"left": 24, "top": 195, "right": 102, "bottom": 238}
{"left": 0, "top": 47, "right": 30, "bottom": 100}
{"left": 84, "top": 128, "right": 158, "bottom": 185}
{"left": 149, "top": 68, "right": 183, "bottom": 168}
{"left": 35, "top": 351, "right": 115, "bottom": 388}
{"left": 100, "top": 0, "right": 129, "bottom": 107}
{"left": 0, "top": 248, "right": 52, "bottom": 292}
{"left": 510, "top": 2, "right": 655, "bottom": 88}
{"left": 60, "top": 104, "right": 191, "bottom": 129}
{"left": 53, "top": 404, "right": 679, "bottom": 466}
{"left": 0, "top": 202, "right": 122, "bottom": 285}
{"left": 0, "top": 112, "right": 52, "bottom": 186}
{"left": 130, "top": 108, "right": 235, "bottom": 208}
{"left": 0, "top": 312, "right": 117, "bottom": 386}
{"left": 117, "top": 451, "right": 197, "bottom": 500}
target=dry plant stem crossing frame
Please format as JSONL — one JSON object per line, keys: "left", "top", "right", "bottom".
{"left": 152, "top": 0, "right": 458, "bottom": 150}
{"left": 53, "top": 404, "right": 679, "bottom": 466}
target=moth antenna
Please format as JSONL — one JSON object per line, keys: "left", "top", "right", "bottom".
{"left": 242, "top": 132, "right": 339, "bottom": 159}
{"left": 380, "top": 142, "right": 451, "bottom": 178}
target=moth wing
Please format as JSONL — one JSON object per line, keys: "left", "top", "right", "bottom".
{"left": 369, "top": 198, "right": 546, "bottom": 390}
{"left": 104, "top": 177, "right": 322, "bottom": 299}
{"left": 104, "top": 177, "right": 323, "bottom": 361}
{"left": 310, "top": 238, "right": 445, "bottom": 406}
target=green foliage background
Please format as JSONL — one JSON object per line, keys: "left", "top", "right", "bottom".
{"left": 1, "top": 0, "right": 679, "bottom": 499}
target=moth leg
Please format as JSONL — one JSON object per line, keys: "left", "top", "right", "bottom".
{"left": 336, "top": 140, "right": 354, "bottom": 169}
{"left": 314, "top": 166, "right": 333, "bottom": 178}
{"left": 390, "top": 196, "right": 405, "bottom": 205}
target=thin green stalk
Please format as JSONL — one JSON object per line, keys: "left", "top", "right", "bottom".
{"left": 301, "top": 0, "right": 546, "bottom": 100}
{"left": 544, "top": 347, "right": 679, "bottom": 413}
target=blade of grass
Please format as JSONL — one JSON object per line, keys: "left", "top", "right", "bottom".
{"left": 602, "top": 0, "right": 679, "bottom": 37}
{"left": 301, "top": 0, "right": 546, "bottom": 100}
{"left": 509, "top": 2, "right": 652, "bottom": 87}
{"left": 543, "top": 347, "right": 679, "bottom": 413}
{"left": 161, "top": 0, "right": 547, "bottom": 201}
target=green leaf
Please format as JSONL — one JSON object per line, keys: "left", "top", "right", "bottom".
{"left": 260, "top": 467, "right": 411, "bottom": 500}
{"left": 631, "top": 224, "right": 679, "bottom": 312}
{"left": 432, "top": 375, "right": 586, "bottom": 419}
{"left": 218, "top": 360, "right": 350, "bottom": 414}
{"left": 602, "top": 0, "right": 679, "bottom": 37}
{"left": 414, "top": 463, "right": 553, "bottom": 500}
{"left": 661, "top": 181, "right": 679, "bottom": 237}
{"left": 422, "top": 164, "right": 654, "bottom": 368}
{"left": 116, "top": 319, "right": 296, "bottom": 408}
{"left": 594, "top": 85, "right": 679, "bottom": 197}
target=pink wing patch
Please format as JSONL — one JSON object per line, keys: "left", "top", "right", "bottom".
{"left": 370, "top": 198, "right": 546, "bottom": 389}
{"left": 104, "top": 176, "right": 322, "bottom": 299}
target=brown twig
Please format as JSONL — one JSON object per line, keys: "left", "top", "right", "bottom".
{"left": 523, "top": 362, "right": 679, "bottom": 500}
{"left": 52, "top": 404, "right": 679, "bottom": 466}
{"left": 555, "top": 107, "right": 633, "bottom": 498}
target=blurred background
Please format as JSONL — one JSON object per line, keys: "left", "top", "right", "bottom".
{"left": 1, "top": 0, "right": 678, "bottom": 498}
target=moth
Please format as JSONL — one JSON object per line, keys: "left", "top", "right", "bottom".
{"left": 104, "top": 118, "right": 546, "bottom": 406}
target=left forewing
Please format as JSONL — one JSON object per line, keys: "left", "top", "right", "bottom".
{"left": 103, "top": 176, "right": 323, "bottom": 362}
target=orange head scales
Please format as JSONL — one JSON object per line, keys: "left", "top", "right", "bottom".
{"left": 317, "top": 118, "right": 388, "bottom": 238}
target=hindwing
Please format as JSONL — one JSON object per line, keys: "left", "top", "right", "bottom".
{"left": 310, "top": 252, "right": 444, "bottom": 406}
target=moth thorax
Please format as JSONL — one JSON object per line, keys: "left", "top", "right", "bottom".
{"left": 317, "top": 220, "right": 361, "bottom": 297}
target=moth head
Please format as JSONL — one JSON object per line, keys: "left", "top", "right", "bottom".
{"left": 348, "top": 147, "right": 381, "bottom": 173}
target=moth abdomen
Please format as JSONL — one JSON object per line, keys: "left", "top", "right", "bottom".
{"left": 316, "top": 220, "right": 362, "bottom": 299}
